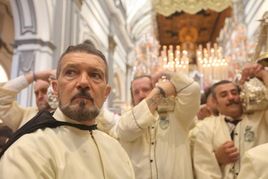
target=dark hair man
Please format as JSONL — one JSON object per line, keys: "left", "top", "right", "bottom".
{"left": 192, "top": 63, "right": 268, "bottom": 179}
{"left": 0, "top": 43, "right": 135, "bottom": 179}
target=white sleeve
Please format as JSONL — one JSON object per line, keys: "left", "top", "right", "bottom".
{"left": 3, "top": 75, "right": 29, "bottom": 92}
{"left": 170, "top": 72, "right": 201, "bottom": 129}
{"left": 116, "top": 100, "right": 158, "bottom": 142}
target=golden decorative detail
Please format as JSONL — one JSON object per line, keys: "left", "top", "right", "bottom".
{"left": 179, "top": 26, "right": 198, "bottom": 43}
{"left": 152, "top": 0, "right": 232, "bottom": 16}
{"left": 240, "top": 78, "right": 268, "bottom": 113}
{"left": 253, "top": 11, "right": 268, "bottom": 62}
{"left": 240, "top": 12, "right": 268, "bottom": 113}
{"left": 257, "top": 52, "right": 268, "bottom": 66}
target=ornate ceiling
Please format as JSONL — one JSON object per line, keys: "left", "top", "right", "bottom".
{"left": 122, "top": 0, "right": 232, "bottom": 48}
{"left": 156, "top": 7, "right": 232, "bottom": 47}
{"left": 152, "top": 0, "right": 232, "bottom": 16}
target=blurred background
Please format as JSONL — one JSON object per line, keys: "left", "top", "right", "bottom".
{"left": 0, "top": 0, "right": 268, "bottom": 114}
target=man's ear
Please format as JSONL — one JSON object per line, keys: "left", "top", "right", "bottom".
{"left": 51, "top": 80, "right": 58, "bottom": 95}
{"left": 211, "top": 96, "right": 218, "bottom": 105}
{"left": 104, "top": 85, "right": 111, "bottom": 99}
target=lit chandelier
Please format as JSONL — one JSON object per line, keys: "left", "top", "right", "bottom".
{"left": 133, "top": 34, "right": 229, "bottom": 88}
{"left": 196, "top": 43, "right": 228, "bottom": 86}
{"left": 159, "top": 45, "right": 189, "bottom": 74}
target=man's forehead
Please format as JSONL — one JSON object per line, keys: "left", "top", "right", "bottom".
{"left": 215, "top": 83, "right": 237, "bottom": 93}
{"left": 132, "top": 77, "right": 152, "bottom": 87}
{"left": 62, "top": 52, "right": 105, "bottom": 64}
{"left": 60, "top": 52, "right": 107, "bottom": 77}
{"left": 34, "top": 80, "right": 49, "bottom": 89}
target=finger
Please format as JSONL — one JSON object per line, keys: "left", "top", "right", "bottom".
{"left": 230, "top": 152, "right": 240, "bottom": 161}
{"left": 249, "top": 68, "right": 255, "bottom": 77}
{"left": 200, "top": 107, "right": 210, "bottom": 114}
{"left": 239, "top": 78, "right": 246, "bottom": 85}
{"left": 226, "top": 147, "right": 238, "bottom": 154}
{"left": 249, "top": 64, "right": 262, "bottom": 76}
{"left": 255, "top": 65, "right": 264, "bottom": 74}
{"left": 241, "top": 70, "right": 250, "bottom": 81}
{"left": 229, "top": 150, "right": 239, "bottom": 157}
{"left": 224, "top": 141, "right": 235, "bottom": 147}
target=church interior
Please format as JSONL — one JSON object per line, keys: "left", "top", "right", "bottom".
{"left": 0, "top": 0, "right": 268, "bottom": 113}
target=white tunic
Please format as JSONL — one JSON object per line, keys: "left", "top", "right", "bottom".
{"left": 0, "top": 108, "right": 135, "bottom": 179}
{"left": 113, "top": 73, "right": 200, "bottom": 179}
{"left": 191, "top": 111, "right": 268, "bottom": 179}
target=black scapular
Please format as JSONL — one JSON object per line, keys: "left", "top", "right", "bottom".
{"left": 0, "top": 110, "right": 97, "bottom": 157}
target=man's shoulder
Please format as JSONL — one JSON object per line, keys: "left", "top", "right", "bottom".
{"left": 196, "top": 115, "right": 222, "bottom": 127}
{"left": 191, "top": 115, "right": 224, "bottom": 137}
{"left": 95, "top": 129, "right": 120, "bottom": 144}
{"left": 93, "top": 130, "right": 131, "bottom": 157}
{"left": 2, "top": 127, "right": 57, "bottom": 157}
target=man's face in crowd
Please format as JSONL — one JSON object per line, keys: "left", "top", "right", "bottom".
{"left": 213, "top": 82, "right": 242, "bottom": 118}
{"left": 53, "top": 52, "right": 111, "bottom": 122}
{"left": 34, "top": 80, "right": 50, "bottom": 111}
{"left": 131, "top": 76, "right": 153, "bottom": 106}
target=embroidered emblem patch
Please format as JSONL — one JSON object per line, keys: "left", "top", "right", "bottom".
{"left": 244, "top": 126, "right": 255, "bottom": 142}
{"left": 159, "top": 116, "right": 169, "bottom": 130}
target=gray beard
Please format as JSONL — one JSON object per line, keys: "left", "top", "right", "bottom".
{"left": 60, "top": 100, "right": 100, "bottom": 122}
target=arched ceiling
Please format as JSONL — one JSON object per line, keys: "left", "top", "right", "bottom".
{"left": 122, "top": 0, "right": 156, "bottom": 41}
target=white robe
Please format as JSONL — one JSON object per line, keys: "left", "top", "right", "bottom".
{"left": 0, "top": 108, "right": 135, "bottom": 179}
{"left": 112, "top": 72, "right": 200, "bottom": 179}
{"left": 191, "top": 111, "right": 268, "bottom": 179}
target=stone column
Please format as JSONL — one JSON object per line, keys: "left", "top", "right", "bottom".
{"left": 107, "top": 35, "right": 117, "bottom": 109}
{"left": 10, "top": 0, "right": 55, "bottom": 106}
